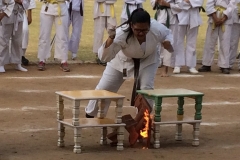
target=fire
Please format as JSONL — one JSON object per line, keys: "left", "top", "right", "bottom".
{"left": 140, "top": 109, "right": 150, "bottom": 138}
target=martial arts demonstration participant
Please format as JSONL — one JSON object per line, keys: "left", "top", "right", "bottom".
{"left": 37, "top": 0, "right": 70, "bottom": 72}
{"left": 68, "top": 0, "right": 84, "bottom": 60}
{"left": 173, "top": 0, "right": 203, "bottom": 74}
{"left": 0, "top": 0, "right": 30, "bottom": 73}
{"left": 198, "top": 0, "right": 235, "bottom": 74}
{"left": 229, "top": 1, "right": 240, "bottom": 70}
{"left": 21, "top": 0, "right": 36, "bottom": 66}
{"left": 151, "top": 0, "right": 182, "bottom": 77}
{"left": 121, "top": 0, "right": 145, "bottom": 23}
{"left": 93, "top": 0, "right": 117, "bottom": 66}
{"left": 85, "top": 8, "right": 173, "bottom": 118}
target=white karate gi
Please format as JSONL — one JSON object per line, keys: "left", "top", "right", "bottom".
{"left": 38, "top": 0, "right": 69, "bottom": 62}
{"left": 174, "top": 0, "right": 203, "bottom": 68}
{"left": 68, "top": 0, "right": 84, "bottom": 55}
{"left": 121, "top": 0, "right": 145, "bottom": 23}
{"left": 22, "top": 0, "right": 36, "bottom": 51}
{"left": 229, "top": 1, "right": 240, "bottom": 68}
{"left": 0, "top": 0, "right": 30, "bottom": 66}
{"left": 93, "top": 0, "right": 117, "bottom": 54}
{"left": 201, "top": 0, "right": 235, "bottom": 68}
{"left": 150, "top": 0, "right": 182, "bottom": 67}
{"left": 85, "top": 19, "right": 173, "bottom": 117}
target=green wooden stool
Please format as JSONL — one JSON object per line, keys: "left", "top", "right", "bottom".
{"left": 137, "top": 88, "right": 204, "bottom": 148}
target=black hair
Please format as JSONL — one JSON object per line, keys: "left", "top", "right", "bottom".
{"left": 118, "top": 8, "right": 151, "bottom": 43}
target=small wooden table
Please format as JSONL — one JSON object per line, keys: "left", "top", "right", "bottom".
{"left": 137, "top": 88, "right": 204, "bottom": 148}
{"left": 55, "top": 90, "right": 126, "bottom": 153}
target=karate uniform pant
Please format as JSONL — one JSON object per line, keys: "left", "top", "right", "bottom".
{"left": 202, "top": 24, "right": 232, "bottom": 68}
{"left": 93, "top": 16, "right": 117, "bottom": 54}
{"left": 22, "top": 13, "right": 29, "bottom": 51}
{"left": 85, "top": 62, "right": 159, "bottom": 117}
{"left": 68, "top": 10, "right": 83, "bottom": 54}
{"left": 38, "top": 13, "right": 68, "bottom": 62}
{"left": 174, "top": 25, "right": 198, "bottom": 68}
{"left": 0, "top": 22, "right": 23, "bottom": 66}
{"left": 229, "top": 23, "right": 240, "bottom": 68}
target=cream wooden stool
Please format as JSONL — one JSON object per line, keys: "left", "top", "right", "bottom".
{"left": 55, "top": 90, "right": 126, "bottom": 153}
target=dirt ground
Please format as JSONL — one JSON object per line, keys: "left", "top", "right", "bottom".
{"left": 0, "top": 63, "right": 240, "bottom": 160}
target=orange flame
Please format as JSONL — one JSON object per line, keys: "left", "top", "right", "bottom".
{"left": 140, "top": 109, "right": 150, "bottom": 138}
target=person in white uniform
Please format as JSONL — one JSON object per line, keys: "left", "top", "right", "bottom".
{"left": 93, "top": 0, "right": 117, "bottom": 66}
{"left": 37, "top": 0, "right": 70, "bottom": 72}
{"left": 21, "top": 0, "right": 36, "bottom": 66}
{"left": 151, "top": 0, "right": 182, "bottom": 77}
{"left": 121, "top": 0, "right": 145, "bottom": 23}
{"left": 229, "top": 1, "right": 240, "bottom": 70}
{"left": 85, "top": 8, "right": 173, "bottom": 118}
{"left": 68, "top": 0, "right": 84, "bottom": 60}
{"left": 0, "top": 0, "right": 30, "bottom": 73}
{"left": 173, "top": 0, "right": 204, "bottom": 74}
{"left": 198, "top": 0, "right": 235, "bottom": 74}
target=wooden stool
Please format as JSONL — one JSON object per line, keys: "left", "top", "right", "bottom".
{"left": 137, "top": 88, "right": 204, "bottom": 148}
{"left": 55, "top": 90, "right": 126, "bottom": 153}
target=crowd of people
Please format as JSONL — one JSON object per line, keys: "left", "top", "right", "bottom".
{"left": 0, "top": 0, "right": 240, "bottom": 75}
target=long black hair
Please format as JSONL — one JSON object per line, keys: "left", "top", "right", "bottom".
{"left": 118, "top": 8, "right": 151, "bottom": 43}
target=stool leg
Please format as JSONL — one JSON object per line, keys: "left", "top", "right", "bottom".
{"left": 115, "top": 99, "right": 123, "bottom": 123}
{"left": 192, "top": 123, "right": 200, "bottom": 146}
{"left": 153, "top": 124, "right": 160, "bottom": 148}
{"left": 117, "top": 126, "right": 124, "bottom": 151}
{"left": 100, "top": 127, "right": 108, "bottom": 145}
{"left": 58, "top": 123, "right": 65, "bottom": 147}
{"left": 175, "top": 124, "right": 182, "bottom": 141}
{"left": 98, "top": 99, "right": 105, "bottom": 119}
{"left": 73, "top": 128, "right": 81, "bottom": 153}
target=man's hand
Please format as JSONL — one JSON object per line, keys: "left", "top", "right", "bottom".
{"left": 184, "top": 0, "right": 190, "bottom": 4}
{"left": 158, "top": 0, "right": 170, "bottom": 7}
{"left": 219, "top": 15, "right": 228, "bottom": 24}
{"left": 27, "top": 16, "right": 32, "bottom": 25}
{"left": 0, "top": 12, "right": 6, "bottom": 21}
{"left": 212, "top": 13, "right": 222, "bottom": 27}
{"left": 27, "top": 10, "right": 32, "bottom": 25}
{"left": 162, "top": 41, "right": 174, "bottom": 52}
{"left": 107, "top": 27, "right": 116, "bottom": 40}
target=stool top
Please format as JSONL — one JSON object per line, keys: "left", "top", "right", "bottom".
{"left": 56, "top": 90, "right": 125, "bottom": 100}
{"left": 137, "top": 88, "right": 204, "bottom": 97}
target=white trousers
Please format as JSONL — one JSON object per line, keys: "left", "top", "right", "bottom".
{"left": 0, "top": 23, "right": 23, "bottom": 66}
{"left": 174, "top": 25, "right": 198, "bottom": 68}
{"left": 85, "top": 62, "right": 159, "bottom": 117}
{"left": 37, "top": 13, "right": 69, "bottom": 61}
{"left": 93, "top": 16, "right": 117, "bottom": 54}
{"left": 229, "top": 23, "right": 240, "bottom": 67}
{"left": 22, "top": 13, "right": 29, "bottom": 50}
{"left": 68, "top": 10, "right": 83, "bottom": 54}
{"left": 202, "top": 24, "right": 232, "bottom": 68}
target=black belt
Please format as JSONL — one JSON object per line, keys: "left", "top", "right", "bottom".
{"left": 130, "top": 58, "right": 140, "bottom": 106}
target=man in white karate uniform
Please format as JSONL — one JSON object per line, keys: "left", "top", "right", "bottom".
{"left": 93, "top": 0, "right": 117, "bottom": 66}
{"left": 37, "top": 0, "right": 70, "bottom": 72}
{"left": 0, "top": 0, "right": 30, "bottom": 73}
{"left": 21, "top": 0, "right": 36, "bottom": 66}
{"left": 173, "top": 0, "right": 203, "bottom": 74}
{"left": 68, "top": 0, "right": 84, "bottom": 60}
{"left": 121, "top": 0, "right": 145, "bottom": 23}
{"left": 198, "top": 0, "right": 235, "bottom": 74}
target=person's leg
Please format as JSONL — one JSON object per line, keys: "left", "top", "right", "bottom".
{"left": 229, "top": 23, "right": 240, "bottom": 68}
{"left": 69, "top": 11, "right": 83, "bottom": 60}
{"left": 85, "top": 66, "right": 125, "bottom": 117}
{"left": 22, "top": 13, "right": 29, "bottom": 66}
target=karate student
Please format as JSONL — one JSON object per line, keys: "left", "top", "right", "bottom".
{"left": 93, "top": 0, "right": 117, "bottom": 66}
{"left": 0, "top": 0, "right": 30, "bottom": 73}
{"left": 22, "top": 0, "right": 36, "bottom": 66}
{"left": 121, "top": 0, "right": 146, "bottom": 23}
{"left": 37, "top": 0, "right": 70, "bottom": 72}
{"left": 68, "top": 0, "right": 84, "bottom": 60}
{"left": 173, "top": 0, "right": 203, "bottom": 74}
{"left": 151, "top": 0, "right": 182, "bottom": 76}
{"left": 85, "top": 9, "right": 173, "bottom": 118}
{"left": 198, "top": 0, "right": 235, "bottom": 74}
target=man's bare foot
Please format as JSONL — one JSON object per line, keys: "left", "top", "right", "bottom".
{"left": 161, "top": 73, "right": 169, "bottom": 77}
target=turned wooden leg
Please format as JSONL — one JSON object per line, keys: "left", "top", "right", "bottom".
{"left": 98, "top": 99, "right": 105, "bottom": 119}
{"left": 117, "top": 126, "right": 124, "bottom": 151}
{"left": 100, "top": 127, "right": 108, "bottom": 145}
{"left": 153, "top": 124, "right": 160, "bottom": 149}
{"left": 73, "top": 128, "right": 81, "bottom": 153}
{"left": 154, "top": 97, "right": 162, "bottom": 122}
{"left": 175, "top": 124, "right": 182, "bottom": 141}
{"left": 72, "top": 100, "right": 80, "bottom": 126}
{"left": 57, "top": 95, "right": 65, "bottom": 147}
{"left": 192, "top": 123, "right": 200, "bottom": 146}
{"left": 115, "top": 99, "right": 123, "bottom": 124}
{"left": 195, "top": 96, "right": 203, "bottom": 120}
